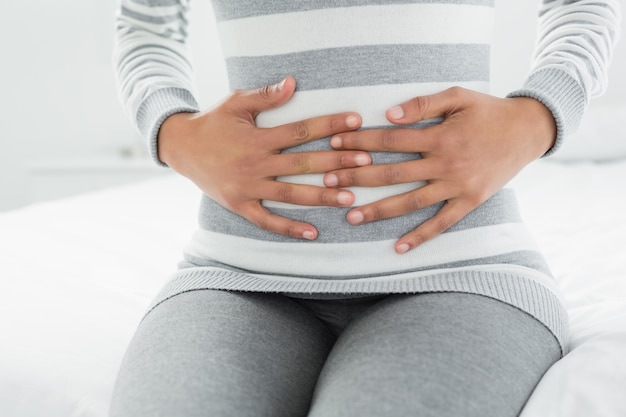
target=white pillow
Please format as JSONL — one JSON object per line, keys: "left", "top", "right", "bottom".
{"left": 551, "top": 105, "right": 626, "bottom": 161}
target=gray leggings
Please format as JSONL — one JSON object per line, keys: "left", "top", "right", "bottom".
{"left": 109, "top": 290, "right": 561, "bottom": 417}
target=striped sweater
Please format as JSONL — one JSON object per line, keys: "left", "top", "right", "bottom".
{"left": 114, "top": 0, "right": 621, "bottom": 355}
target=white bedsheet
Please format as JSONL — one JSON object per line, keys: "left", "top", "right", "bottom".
{"left": 0, "top": 159, "right": 625, "bottom": 416}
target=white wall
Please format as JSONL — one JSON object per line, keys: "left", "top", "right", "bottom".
{"left": 2, "top": 2, "right": 139, "bottom": 159}
{"left": 0, "top": 0, "right": 623, "bottom": 210}
{"left": 1, "top": 1, "right": 146, "bottom": 210}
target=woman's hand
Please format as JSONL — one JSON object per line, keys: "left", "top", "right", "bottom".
{"left": 158, "top": 76, "right": 370, "bottom": 240}
{"left": 323, "top": 87, "right": 556, "bottom": 253}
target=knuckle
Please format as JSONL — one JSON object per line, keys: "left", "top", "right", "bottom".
{"left": 337, "top": 153, "right": 349, "bottom": 168}
{"left": 291, "top": 122, "right": 310, "bottom": 142}
{"left": 370, "top": 205, "right": 384, "bottom": 221}
{"left": 340, "top": 170, "right": 358, "bottom": 186}
{"left": 411, "top": 232, "right": 427, "bottom": 247}
{"left": 411, "top": 95, "right": 430, "bottom": 115}
{"left": 276, "top": 184, "right": 294, "bottom": 203}
{"left": 329, "top": 117, "right": 342, "bottom": 132}
{"left": 469, "top": 190, "right": 489, "bottom": 207}
{"left": 381, "top": 130, "right": 400, "bottom": 150}
{"left": 429, "top": 131, "right": 445, "bottom": 151}
{"left": 248, "top": 134, "right": 266, "bottom": 151}
{"left": 291, "top": 153, "right": 312, "bottom": 173}
{"left": 318, "top": 190, "right": 332, "bottom": 205}
{"left": 447, "top": 86, "right": 466, "bottom": 97}
{"left": 446, "top": 156, "right": 465, "bottom": 173}
{"left": 349, "top": 170, "right": 360, "bottom": 186}
{"left": 457, "top": 171, "right": 481, "bottom": 191}
{"left": 257, "top": 84, "right": 274, "bottom": 104}
{"left": 434, "top": 215, "right": 454, "bottom": 234}
{"left": 406, "top": 194, "right": 424, "bottom": 212}
{"left": 337, "top": 153, "right": 359, "bottom": 168}
{"left": 235, "top": 159, "right": 256, "bottom": 177}
{"left": 285, "top": 224, "right": 298, "bottom": 238}
{"left": 383, "top": 165, "right": 404, "bottom": 184}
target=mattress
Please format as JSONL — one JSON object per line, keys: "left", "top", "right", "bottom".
{"left": 0, "top": 158, "right": 625, "bottom": 416}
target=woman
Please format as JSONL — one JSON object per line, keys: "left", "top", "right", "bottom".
{"left": 110, "top": 1, "right": 620, "bottom": 416}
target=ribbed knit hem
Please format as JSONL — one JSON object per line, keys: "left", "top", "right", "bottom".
{"left": 135, "top": 87, "right": 200, "bottom": 166}
{"left": 145, "top": 267, "right": 570, "bottom": 356}
{"left": 507, "top": 67, "right": 586, "bottom": 158}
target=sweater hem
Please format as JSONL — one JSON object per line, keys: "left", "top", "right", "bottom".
{"left": 145, "top": 266, "right": 570, "bottom": 356}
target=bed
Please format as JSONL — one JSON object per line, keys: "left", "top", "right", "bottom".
{"left": 1, "top": 107, "right": 625, "bottom": 416}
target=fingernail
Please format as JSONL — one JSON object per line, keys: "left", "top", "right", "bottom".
{"left": 337, "top": 191, "right": 352, "bottom": 205}
{"left": 388, "top": 106, "right": 404, "bottom": 120}
{"left": 275, "top": 78, "right": 286, "bottom": 92}
{"left": 325, "top": 174, "right": 338, "bottom": 187}
{"left": 330, "top": 135, "right": 343, "bottom": 148}
{"left": 397, "top": 243, "right": 410, "bottom": 254}
{"left": 355, "top": 154, "right": 370, "bottom": 166}
{"left": 302, "top": 230, "right": 316, "bottom": 240}
{"left": 348, "top": 211, "right": 364, "bottom": 224}
{"left": 346, "top": 115, "right": 360, "bottom": 128}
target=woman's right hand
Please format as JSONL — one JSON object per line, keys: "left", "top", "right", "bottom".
{"left": 158, "top": 76, "right": 370, "bottom": 240}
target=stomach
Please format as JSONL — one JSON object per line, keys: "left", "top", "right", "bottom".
{"left": 194, "top": 82, "right": 527, "bottom": 274}
{"left": 255, "top": 82, "right": 490, "bottom": 209}
{"left": 191, "top": 188, "right": 536, "bottom": 278}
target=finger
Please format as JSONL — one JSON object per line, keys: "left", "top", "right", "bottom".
{"left": 345, "top": 185, "right": 451, "bottom": 225}
{"left": 241, "top": 202, "right": 319, "bottom": 240}
{"left": 259, "top": 181, "right": 356, "bottom": 207}
{"left": 226, "top": 76, "right": 297, "bottom": 120}
{"left": 386, "top": 86, "right": 469, "bottom": 125}
{"left": 264, "top": 112, "right": 362, "bottom": 150}
{"left": 329, "top": 128, "right": 435, "bottom": 153}
{"left": 324, "top": 159, "right": 440, "bottom": 188}
{"left": 394, "top": 199, "right": 472, "bottom": 254}
{"left": 261, "top": 151, "right": 371, "bottom": 177}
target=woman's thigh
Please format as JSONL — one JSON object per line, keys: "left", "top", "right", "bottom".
{"left": 308, "top": 292, "right": 561, "bottom": 417}
{"left": 109, "top": 290, "right": 334, "bottom": 417}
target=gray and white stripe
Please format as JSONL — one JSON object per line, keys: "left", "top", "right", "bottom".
{"left": 217, "top": 3, "right": 494, "bottom": 57}
{"left": 212, "top": 0, "right": 496, "bottom": 22}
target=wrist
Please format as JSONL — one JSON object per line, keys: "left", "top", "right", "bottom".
{"left": 157, "top": 112, "right": 196, "bottom": 168}
{"left": 508, "top": 97, "right": 557, "bottom": 159}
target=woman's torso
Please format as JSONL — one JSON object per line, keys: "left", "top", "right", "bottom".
{"left": 185, "top": 0, "right": 549, "bottom": 280}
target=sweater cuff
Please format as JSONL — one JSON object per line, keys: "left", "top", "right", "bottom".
{"left": 507, "top": 67, "right": 586, "bottom": 157}
{"left": 136, "top": 87, "right": 200, "bottom": 167}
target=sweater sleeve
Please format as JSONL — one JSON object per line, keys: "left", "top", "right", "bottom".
{"left": 507, "top": 0, "right": 621, "bottom": 156}
{"left": 113, "top": 0, "right": 201, "bottom": 166}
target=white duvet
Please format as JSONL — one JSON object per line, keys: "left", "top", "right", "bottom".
{"left": 0, "top": 159, "right": 625, "bottom": 416}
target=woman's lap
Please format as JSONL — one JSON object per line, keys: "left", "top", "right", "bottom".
{"left": 109, "top": 290, "right": 561, "bottom": 417}
{"left": 308, "top": 292, "right": 561, "bottom": 417}
{"left": 109, "top": 290, "right": 334, "bottom": 417}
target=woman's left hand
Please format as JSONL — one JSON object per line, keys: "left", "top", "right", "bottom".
{"left": 323, "top": 87, "right": 557, "bottom": 254}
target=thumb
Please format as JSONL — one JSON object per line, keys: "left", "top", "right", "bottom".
{"left": 386, "top": 86, "right": 468, "bottom": 125}
{"left": 234, "top": 76, "right": 297, "bottom": 119}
